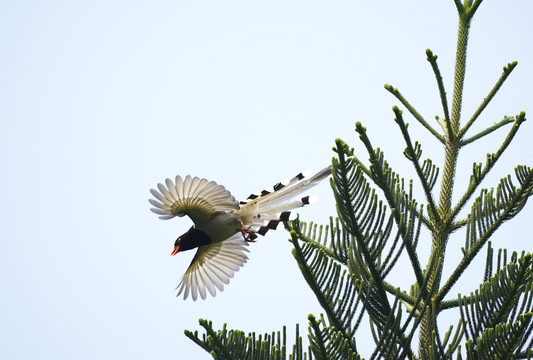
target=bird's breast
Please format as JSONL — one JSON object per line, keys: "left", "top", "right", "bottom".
{"left": 199, "top": 212, "right": 241, "bottom": 243}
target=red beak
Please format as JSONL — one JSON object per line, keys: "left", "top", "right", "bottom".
{"left": 170, "top": 245, "right": 180, "bottom": 256}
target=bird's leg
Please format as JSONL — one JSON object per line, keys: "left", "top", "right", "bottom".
{"left": 240, "top": 220, "right": 257, "bottom": 242}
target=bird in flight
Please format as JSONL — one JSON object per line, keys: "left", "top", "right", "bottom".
{"left": 149, "top": 165, "right": 332, "bottom": 300}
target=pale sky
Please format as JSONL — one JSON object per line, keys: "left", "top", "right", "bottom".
{"left": 1, "top": 1, "right": 532, "bottom": 359}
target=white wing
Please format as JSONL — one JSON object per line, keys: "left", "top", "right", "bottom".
{"left": 177, "top": 236, "right": 250, "bottom": 301}
{"left": 149, "top": 175, "right": 239, "bottom": 226}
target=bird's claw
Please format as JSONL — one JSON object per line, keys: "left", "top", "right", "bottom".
{"left": 240, "top": 221, "right": 257, "bottom": 242}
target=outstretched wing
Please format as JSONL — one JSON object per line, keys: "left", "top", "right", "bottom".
{"left": 236, "top": 165, "right": 332, "bottom": 237}
{"left": 177, "top": 235, "right": 249, "bottom": 300}
{"left": 149, "top": 175, "right": 239, "bottom": 226}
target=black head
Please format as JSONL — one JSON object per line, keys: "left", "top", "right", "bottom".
{"left": 171, "top": 227, "right": 212, "bottom": 255}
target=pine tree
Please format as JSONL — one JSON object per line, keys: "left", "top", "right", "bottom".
{"left": 185, "top": 1, "right": 533, "bottom": 358}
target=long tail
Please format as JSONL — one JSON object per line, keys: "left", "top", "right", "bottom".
{"left": 236, "top": 165, "right": 332, "bottom": 238}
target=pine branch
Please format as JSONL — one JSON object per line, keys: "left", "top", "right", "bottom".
{"left": 345, "top": 129, "right": 426, "bottom": 286}
{"left": 185, "top": 320, "right": 304, "bottom": 360}
{"left": 290, "top": 324, "right": 306, "bottom": 360}
{"left": 449, "top": 5, "right": 470, "bottom": 136}
{"left": 460, "top": 116, "right": 515, "bottom": 146}
{"left": 458, "top": 254, "right": 533, "bottom": 341}
{"left": 384, "top": 85, "right": 445, "bottom": 143}
{"left": 189, "top": 320, "right": 233, "bottom": 360}
{"left": 459, "top": 61, "right": 518, "bottom": 139}
{"left": 465, "top": 313, "right": 533, "bottom": 359}
{"left": 443, "top": 319, "right": 465, "bottom": 357}
{"left": 294, "top": 145, "right": 421, "bottom": 357}
{"left": 308, "top": 315, "right": 362, "bottom": 360}
{"left": 331, "top": 140, "right": 429, "bottom": 356}
{"left": 369, "top": 295, "right": 414, "bottom": 360}
{"left": 466, "top": 0, "right": 483, "bottom": 18}
{"left": 290, "top": 232, "right": 361, "bottom": 354}
{"left": 381, "top": 246, "right": 444, "bottom": 359}
{"left": 394, "top": 106, "right": 440, "bottom": 225}
{"left": 308, "top": 316, "right": 329, "bottom": 360}
{"left": 184, "top": 327, "right": 212, "bottom": 354}
{"left": 332, "top": 139, "right": 392, "bottom": 289}
{"left": 451, "top": 112, "right": 526, "bottom": 229}
{"left": 290, "top": 219, "right": 348, "bottom": 265}
{"left": 439, "top": 242, "right": 499, "bottom": 310}
{"left": 348, "top": 151, "right": 433, "bottom": 231}
{"left": 426, "top": 49, "right": 452, "bottom": 138}
{"left": 438, "top": 166, "right": 533, "bottom": 302}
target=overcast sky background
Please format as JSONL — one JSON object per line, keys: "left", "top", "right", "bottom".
{"left": 1, "top": 1, "right": 532, "bottom": 359}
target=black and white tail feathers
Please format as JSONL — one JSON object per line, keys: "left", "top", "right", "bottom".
{"left": 237, "top": 165, "right": 332, "bottom": 239}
